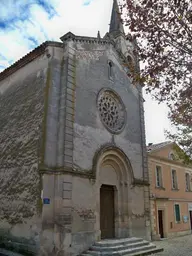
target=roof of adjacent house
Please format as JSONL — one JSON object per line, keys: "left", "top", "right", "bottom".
{"left": 147, "top": 141, "right": 172, "bottom": 153}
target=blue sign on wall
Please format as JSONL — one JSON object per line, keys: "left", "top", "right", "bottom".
{"left": 43, "top": 198, "right": 50, "bottom": 205}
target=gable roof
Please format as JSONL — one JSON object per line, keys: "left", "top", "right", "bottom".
{"left": 147, "top": 141, "right": 173, "bottom": 153}
{"left": 0, "top": 41, "right": 62, "bottom": 82}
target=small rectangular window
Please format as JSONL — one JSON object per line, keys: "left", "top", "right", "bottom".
{"left": 185, "top": 173, "right": 190, "bottom": 191}
{"left": 156, "top": 166, "right": 162, "bottom": 187}
{"left": 172, "top": 169, "right": 178, "bottom": 189}
{"left": 108, "top": 60, "right": 113, "bottom": 79}
{"left": 174, "top": 204, "right": 181, "bottom": 222}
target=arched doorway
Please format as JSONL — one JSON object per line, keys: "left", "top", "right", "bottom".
{"left": 94, "top": 146, "right": 134, "bottom": 240}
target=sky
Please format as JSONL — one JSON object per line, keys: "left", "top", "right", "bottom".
{"left": 0, "top": 0, "right": 172, "bottom": 144}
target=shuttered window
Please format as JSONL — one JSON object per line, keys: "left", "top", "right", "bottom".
{"left": 174, "top": 204, "right": 181, "bottom": 222}
{"left": 156, "top": 166, "right": 162, "bottom": 187}
{"left": 185, "top": 173, "right": 190, "bottom": 191}
{"left": 172, "top": 169, "right": 178, "bottom": 189}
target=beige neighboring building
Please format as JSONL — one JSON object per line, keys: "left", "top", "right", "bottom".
{"left": 148, "top": 141, "right": 192, "bottom": 240}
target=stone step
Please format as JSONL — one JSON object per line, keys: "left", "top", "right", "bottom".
{"left": 90, "top": 240, "right": 150, "bottom": 252}
{"left": 86, "top": 244, "right": 157, "bottom": 256}
{"left": 94, "top": 238, "right": 143, "bottom": 247}
{"left": 81, "top": 237, "right": 164, "bottom": 256}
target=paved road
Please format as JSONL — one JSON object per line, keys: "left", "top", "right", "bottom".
{"left": 152, "top": 234, "right": 192, "bottom": 256}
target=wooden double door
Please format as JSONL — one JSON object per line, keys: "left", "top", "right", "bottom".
{"left": 100, "top": 185, "right": 115, "bottom": 239}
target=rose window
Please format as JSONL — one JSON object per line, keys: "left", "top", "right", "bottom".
{"left": 97, "top": 89, "right": 126, "bottom": 133}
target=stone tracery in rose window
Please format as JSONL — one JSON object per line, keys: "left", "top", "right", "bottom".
{"left": 97, "top": 89, "right": 126, "bottom": 134}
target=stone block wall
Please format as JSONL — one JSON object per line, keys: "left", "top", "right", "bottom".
{"left": 73, "top": 41, "right": 143, "bottom": 180}
{"left": 0, "top": 54, "right": 48, "bottom": 254}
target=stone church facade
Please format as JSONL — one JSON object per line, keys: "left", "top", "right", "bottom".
{"left": 0, "top": 1, "right": 151, "bottom": 255}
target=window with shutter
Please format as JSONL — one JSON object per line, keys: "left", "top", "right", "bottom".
{"left": 185, "top": 173, "right": 190, "bottom": 191}
{"left": 156, "top": 166, "right": 162, "bottom": 187}
{"left": 174, "top": 204, "right": 181, "bottom": 222}
{"left": 172, "top": 170, "right": 178, "bottom": 189}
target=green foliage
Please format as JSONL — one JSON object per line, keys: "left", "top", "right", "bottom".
{"left": 122, "top": 0, "right": 192, "bottom": 156}
{"left": 171, "top": 136, "right": 192, "bottom": 165}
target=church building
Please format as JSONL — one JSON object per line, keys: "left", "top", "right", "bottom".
{"left": 0, "top": 1, "right": 162, "bottom": 255}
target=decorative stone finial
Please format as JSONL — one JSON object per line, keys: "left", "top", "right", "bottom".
{"left": 97, "top": 31, "right": 101, "bottom": 40}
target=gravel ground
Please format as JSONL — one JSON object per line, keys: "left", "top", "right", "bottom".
{"left": 152, "top": 234, "right": 192, "bottom": 256}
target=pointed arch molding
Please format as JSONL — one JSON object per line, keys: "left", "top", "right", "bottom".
{"left": 92, "top": 144, "right": 149, "bottom": 186}
{"left": 39, "top": 143, "right": 149, "bottom": 186}
{"left": 92, "top": 144, "right": 133, "bottom": 181}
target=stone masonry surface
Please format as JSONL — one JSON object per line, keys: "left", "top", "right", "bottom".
{"left": 0, "top": 248, "right": 24, "bottom": 256}
{"left": 74, "top": 44, "right": 144, "bottom": 179}
{"left": 0, "top": 71, "right": 45, "bottom": 223}
{"left": 152, "top": 234, "right": 192, "bottom": 256}
{"left": 0, "top": 67, "right": 46, "bottom": 254}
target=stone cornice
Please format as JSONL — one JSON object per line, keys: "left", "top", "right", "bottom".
{"left": 39, "top": 165, "right": 95, "bottom": 179}
{"left": 151, "top": 196, "right": 192, "bottom": 201}
{"left": 150, "top": 196, "right": 169, "bottom": 200}
{"left": 148, "top": 154, "right": 192, "bottom": 169}
{"left": 133, "top": 179, "right": 150, "bottom": 186}
{"left": 60, "top": 32, "right": 113, "bottom": 45}
{"left": 39, "top": 161, "right": 149, "bottom": 187}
